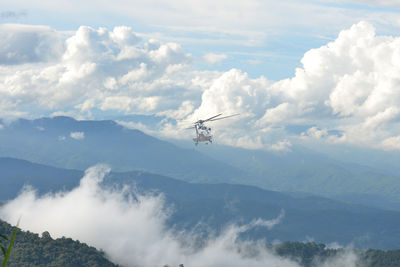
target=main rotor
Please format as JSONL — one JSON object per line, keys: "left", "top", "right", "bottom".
{"left": 195, "top": 113, "right": 239, "bottom": 125}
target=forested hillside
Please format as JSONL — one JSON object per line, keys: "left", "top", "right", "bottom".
{"left": 2, "top": 219, "right": 400, "bottom": 267}
{"left": 0, "top": 220, "right": 118, "bottom": 267}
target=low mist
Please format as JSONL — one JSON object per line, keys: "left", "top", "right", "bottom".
{"left": 0, "top": 165, "right": 357, "bottom": 267}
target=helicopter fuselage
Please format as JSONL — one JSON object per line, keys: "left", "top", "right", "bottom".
{"left": 193, "top": 133, "right": 212, "bottom": 143}
{"left": 193, "top": 123, "right": 212, "bottom": 145}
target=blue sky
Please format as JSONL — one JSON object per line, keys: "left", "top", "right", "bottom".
{"left": 1, "top": 0, "right": 400, "bottom": 152}
{"left": 2, "top": 0, "right": 400, "bottom": 80}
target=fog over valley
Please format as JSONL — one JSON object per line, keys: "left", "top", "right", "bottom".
{"left": 0, "top": 165, "right": 358, "bottom": 267}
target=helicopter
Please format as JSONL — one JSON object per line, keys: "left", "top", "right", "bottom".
{"left": 186, "top": 113, "right": 239, "bottom": 145}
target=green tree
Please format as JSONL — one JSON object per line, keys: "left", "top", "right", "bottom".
{"left": 1, "top": 222, "right": 18, "bottom": 267}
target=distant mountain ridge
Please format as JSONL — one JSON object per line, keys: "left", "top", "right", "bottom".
{"left": 2, "top": 157, "right": 400, "bottom": 249}
{"left": 0, "top": 157, "right": 81, "bottom": 201}
{"left": 2, "top": 116, "right": 400, "bottom": 211}
{"left": 0, "top": 116, "right": 250, "bottom": 184}
{"left": 194, "top": 144, "right": 400, "bottom": 210}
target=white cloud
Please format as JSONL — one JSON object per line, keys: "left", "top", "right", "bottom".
{"left": 215, "top": 134, "right": 265, "bottom": 150}
{"left": 380, "top": 135, "right": 400, "bottom": 151}
{"left": 321, "top": 0, "right": 400, "bottom": 9}
{"left": 0, "top": 165, "right": 324, "bottom": 267}
{"left": 203, "top": 53, "right": 228, "bottom": 64}
{"left": 70, "top": 131, "right": 85, "bottom": 140}
{"left": 157, "top": 100, "right": 195, "bottom": 119}
{"left": 258, "top": 21, "right": 400, "bottom": 149}
{"left": 1, "top": 21, "right": 400, "bottom": 151}
{"left": 190, "top": 69, "right": 270, "bottom": 120}
{"left": 268, "top": 140, "right": 292, "bottom": 152}
{"left": 6, "top": 0, "right": 400, "bottom": 51}
{"left": 180, "top": 21, "right": 400, "bottom": 150}
{"left": 100, "top": 96, "right": 160, "bottom": 113}
{"left": 246, "top": 59, "right": 263, "bottom": 65}
{"left": 303, "top": 127, "right": 329, "bottom": 139}
{"left": 0, "top": 24, "right": 64, "bottom": 65}
{"left": 0, "top": 24, "right": 195, "bottom": 117}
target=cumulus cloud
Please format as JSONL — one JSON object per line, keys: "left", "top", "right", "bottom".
{"left": 157, "top": 100, "right": 195, "bottom": 119}
{"left": 203, "top": 53, "right": 228, "bottom": 64}
{"left": 268, "top": 140, "right": 292, "bottom": 152}
{"left": 181, "top": 21, "right": 400, "bottom": 150}
{"left": 0, "top": 165, "right": 307, "bottom": 267}
{"left": 0, "top": 24, "right": 196, "bottom": 118}
{"left": 380, "top": 135, "right": 400, "bottom": 151}
{"left": 70, "top": 131, "right": 85, "bottom": 140}
{"left": 302, "top": 127, "right": 328, "bottom": 139}
{"left": 277, "top": 21, "right": 400, "bottom": 149}
{"left": 1, "top": 21, "right": 400, "bottom": 151}
{"left": 0, "top": 24, "right": 64, "bottom": 65}
{"left": 184, "top": 68, "right": 292, "bottom": 150}
{"left": 226, "top": 21, "right": 400, "bottom": 150}
{"left": 191, "top": 69, "right": 270, "bottom": 119}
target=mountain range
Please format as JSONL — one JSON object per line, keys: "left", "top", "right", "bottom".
{"left": 2, "top": 157, "right": 400, "bottom": 249}
{"left": 0, "top": 116, "right": 248, "bottom": 184}
{"left": 1, "top": 116, "right": 400, "bottom": 211}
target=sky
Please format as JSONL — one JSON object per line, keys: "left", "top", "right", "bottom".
{"left": 1, "top": 0, "right": 400, "bottom": 152}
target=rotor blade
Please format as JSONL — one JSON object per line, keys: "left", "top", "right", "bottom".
{"left": 203, "top": 113, "right": 223, "bottom": 122}
{"left": 184, "top": 126, "right": 195, "bottom": 130}
{"left": 208, "top": 114, "right": 239, "bottom": 122}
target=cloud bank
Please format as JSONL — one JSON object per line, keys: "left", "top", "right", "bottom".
{"left": 1, "top": 21, "right": 400, "bottom": 150}
{"left": 0, "top": 24, "right": 197, "bottom": 119}
{"left": 322, "top": 0, "right": 400, "bottom": 9}
{"left": 0, "top": 165, "right": 359, "bottom": 267}
{"left": 0, "top": 24, "right": 63, "bottom": 65}
{"left": 0, "top": 165, "right": 320, "bottom": 267}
